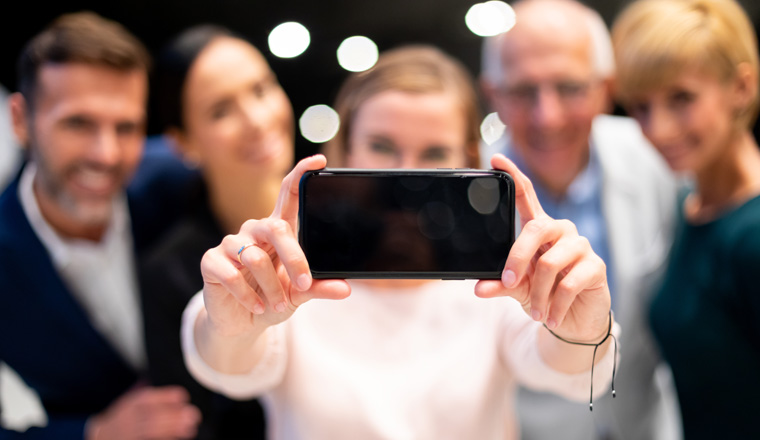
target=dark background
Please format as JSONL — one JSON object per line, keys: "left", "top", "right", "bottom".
{"left": 2, "top": 0, "right": 759, "bottom": 160}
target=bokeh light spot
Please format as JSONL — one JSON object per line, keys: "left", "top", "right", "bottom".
{"left": 337, "top": 36, "right": 379, "bottom": 72}
{"left": 480, "top": 112, "right": 507, "bottom": 145}
{"left": 299, "top": 104, "right": 340, "bottom": 143}
{"left": 465, "top": 1, "right": 516, "bottom": 37}
{"left": 268, "top": 22, "right": 311, "bottom": 58}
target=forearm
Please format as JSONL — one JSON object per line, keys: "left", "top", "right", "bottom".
{"left": 193, "top": 307, "right": 268, "bottom": 375}
{"left": 537, "top": 323, "right": 614, "bottom": 374}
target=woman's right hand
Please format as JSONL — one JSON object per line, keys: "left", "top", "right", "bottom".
{"left": 199, "top": 154, "right": 351, "bottom": 338}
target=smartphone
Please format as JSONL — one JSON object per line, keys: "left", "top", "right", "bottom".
{"left": 298, "top": 168, "right": 515, "bottom": 279}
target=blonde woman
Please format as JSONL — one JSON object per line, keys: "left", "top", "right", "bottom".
{"left": 612, "top": 0, "right": 760, "bottom": 437}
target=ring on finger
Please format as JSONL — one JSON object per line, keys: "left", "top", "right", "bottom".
{"left": 237, "top": 243, "right": 256, "bottom": 265}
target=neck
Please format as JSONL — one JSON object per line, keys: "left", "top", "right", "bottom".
{"left": 536, "top": 149, "right": 590, "bottom": 200}
{"left": 206, "top": 174, "right": 282, "bottom": 234}
{"left": 688, "top": 130, "right": 760, "bottom": 221}
{"left": 33, "top": 181, "right": 108, "bottom": 242}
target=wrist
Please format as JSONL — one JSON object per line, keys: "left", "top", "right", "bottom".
{"left": 545, "top": 310, "right": 613, "bottom": 346}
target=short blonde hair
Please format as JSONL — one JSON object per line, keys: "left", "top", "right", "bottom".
{"left": 323, "top": 45, "right": 481, "bottom": 168}
{"left": 612, "top": 0, "right": 759, "bottom": 127}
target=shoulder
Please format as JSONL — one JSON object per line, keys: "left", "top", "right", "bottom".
{"left": 592, "top": 115, "right": 668, "bottom": 174}
{"left": 726, "top": 197, "right": 760, "bottom": 262}
{"left": 0, "top": 177, "right": 31, "bottom": 251}
{"left": 593, "top": 115, "right": 677, "bottom": 200}
{"left": 127, "top": 142, "right": 200, "bottom": 250}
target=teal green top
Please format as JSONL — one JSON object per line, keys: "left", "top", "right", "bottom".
{"left": 650, "top": 194, "right": 760, "bottom": 439}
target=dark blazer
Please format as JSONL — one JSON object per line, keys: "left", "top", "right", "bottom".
{"left": 0, "top": 151, "right": 196, "bottom": 439}
{"left": 139, "top": 181, "right": 266, "bottom": 440}
{"left": 0, "top": 176, "right": 139, "bottom": 439}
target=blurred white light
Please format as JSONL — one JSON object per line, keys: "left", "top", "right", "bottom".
{"left": 299, "top": 105, "right": 340, "bottom": 143}
{"left": 268, "top": 22, "right": 311, "bottom": 58}
{"left": 480, "top": 112, "right": 506, "bottom": 145}
{"left": 465, "top": 1, "right": 517, "bottom": 37}
{"left": 337, "top": 36, "right": 379, "bottom": 72}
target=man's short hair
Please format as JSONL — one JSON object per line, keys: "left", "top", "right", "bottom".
{"left": 480, "top": 0, "right": 615, "bottom": 86}
{"left": 17, "top": 11, "right": 151, "bottom": 108}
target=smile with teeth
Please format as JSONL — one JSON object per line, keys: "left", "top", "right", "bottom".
{"left": 72, "top": 167, "right": 119, "bottom": 195}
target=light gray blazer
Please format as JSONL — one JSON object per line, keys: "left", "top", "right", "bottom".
{"left": 482, "top": 114, "right": 682, "bottom": 440}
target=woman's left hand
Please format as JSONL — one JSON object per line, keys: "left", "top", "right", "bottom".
{"left": 475, "top": 154, "right": 611, "bottom": 343}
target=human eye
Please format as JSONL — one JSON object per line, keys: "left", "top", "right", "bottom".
{"left": 626, "top": 101, "right": 650, "bottom": 121}
{"left": 669, "top": 89, "right": 696, "bottom": 107}
{"left": 556, "top": 81, "right": 589, "bottom": 99}
{"left": 62, "top": 115, "right": 94, "bottom": 131}
{"left": 253, "top": 75, "right": 280, "bottom": 99}
{"left": 116, "top": 121, "right": 142, "bottom": 137}
{"left": 505, "top": 84, "right": 537, "bottom": 102}
{"left": 252, "top": 83, "right": 268, "bottom": 99}
{"left": 209, "top": 101, "right": 232, "bottom": 120}
{"left": 370, "top": 141, "right": 396, "bottom": 156}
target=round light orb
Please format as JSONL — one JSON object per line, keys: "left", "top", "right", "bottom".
{"left": 337, "top": 36, "right": 379, "bottom": 72}
{"left": 268, "top": 22, "right": 311, "bottom": 58}
{"left": 465, "top": 1, "right": 517, "bottom": 37}
{"left": 480, "top": 112, "right": 507, "bottom": 145}
{"left": 299, "top": 105, "right": 340, "bottom": 143}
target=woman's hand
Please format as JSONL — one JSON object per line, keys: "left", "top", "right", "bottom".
{"left": 475, "top": 154, "right": 611, "bottom": 343}
{"left": 199, "top": 155, "right": 351, "bottom": 339}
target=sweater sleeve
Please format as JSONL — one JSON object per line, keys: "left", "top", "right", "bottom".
{"left": 498, "top": 301, "right": 621, "bottom": 403}
{"left": 180, "top": 292, "right": 287, "bottom": 400}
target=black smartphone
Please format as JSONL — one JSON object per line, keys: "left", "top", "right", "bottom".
{"left": 298, "top": 168, "right": 515, "bottom": 279}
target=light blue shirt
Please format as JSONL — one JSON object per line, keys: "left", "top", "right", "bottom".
{"left": 502, "top": 143, "right": 616, "bottom": 308}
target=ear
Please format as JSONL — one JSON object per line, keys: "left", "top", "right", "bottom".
{"left": 479, "top": 77, "right": 512, "bottom": 128}
{"left": 165, "top": 127, "right": 202, "bottom": 169}
{"left": 9, "top": 93, "right": 30, "bottom": 149}
{"left": 479, "top": 77, "right": 497, "bottom": 108}
{"left": 731, "top": 62, "right": 757, "bottom": 113}
{"left": 598, "top": 77, "right": 615, "bottom": 115}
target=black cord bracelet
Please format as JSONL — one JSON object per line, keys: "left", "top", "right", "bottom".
{"left": 542, "top": 310, "right": 617, "bottom": 411}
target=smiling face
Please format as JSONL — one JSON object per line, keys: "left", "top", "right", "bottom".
{"left": 487, "top": 2, "right": 608, "bottom": 194}
{"left": 20, "top": 63, "right": 147, "bottom": 233}
{"left": 346, "top": 90, "right": 469, "bottom": 170}
{"left": 177, "top": 37, "right": 294, "bottom": 183}
{"left": 626, "top": 69, "right": 743, "bottom": 174}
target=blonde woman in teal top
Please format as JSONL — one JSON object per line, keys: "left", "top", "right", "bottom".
{"left": 612, "top": 0, "right": 760, "bottom": 438}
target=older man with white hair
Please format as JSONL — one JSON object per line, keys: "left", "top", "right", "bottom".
{"left": 481, "top": 0, "right": 681, "bottom": 438}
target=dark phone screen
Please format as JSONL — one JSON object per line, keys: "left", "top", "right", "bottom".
{"left": 299, "top": 170, "right": 515, "bottom": 279}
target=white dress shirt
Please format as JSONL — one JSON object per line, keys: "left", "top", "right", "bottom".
{"left": 18, "top": 164, "right": 145, "bottom": 371}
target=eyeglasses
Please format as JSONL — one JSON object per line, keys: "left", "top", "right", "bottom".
{"left": 498, "top": 79, "right": 599, "bottom": 108}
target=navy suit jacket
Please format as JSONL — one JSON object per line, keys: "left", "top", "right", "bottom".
{"left": 0, "top": 150, "right": 196, "bottom": 439}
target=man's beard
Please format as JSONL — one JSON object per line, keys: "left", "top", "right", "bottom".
{"left": 30, "top": 143, "right": 122, "bottom": 228}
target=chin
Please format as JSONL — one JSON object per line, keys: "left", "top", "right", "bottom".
{"left": 72, "top": 205, "right": 113, "bottom": 228}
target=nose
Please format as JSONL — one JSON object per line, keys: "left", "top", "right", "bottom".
{"left": 397, "top": 153, "right": 419, "bottom": 170}
{"left": 90, "top": 127, "right": 121, "bottom": 167}
{"left": 241, "top": 96, "right": 270, "bottom": 136}
{"left": 532, "top": 86, "right": 565, "bottom": 129}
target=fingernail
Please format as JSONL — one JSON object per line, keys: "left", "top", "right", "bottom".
{"left": 531, "top": 308, "right": 542, "bottom": 321}
{"left": 502, "top": 270, "right": 516, "bottom": 288}
{"left": 546, "top": 318, "right": 557, "bottom": 329}
{"left": 253, "top": 302, "right": 266, "bottom": 315}
{"left": 297, "top": 274, "right": 311, "bottom": 291}
{"left": 274, "top": 301, "right": 287, "bottom": 313}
